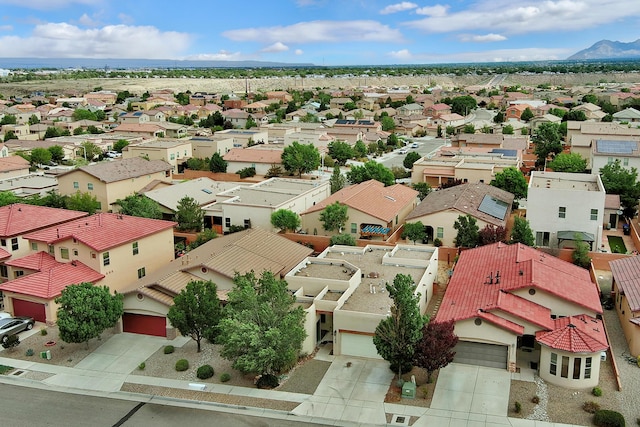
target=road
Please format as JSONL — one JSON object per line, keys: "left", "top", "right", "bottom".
{"left": 378, "top": 136, "right": 446, "bottom": 170}
{"left": 0, "top": 383, "right": 329, "bottom": 427}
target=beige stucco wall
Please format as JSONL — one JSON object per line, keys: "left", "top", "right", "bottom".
{"left": 191, "top": 138, "right": 234, "bottom": 159}
{"left": 410, "top": 209, "right": 496, "bottom": 247}
{"left": 539, "top": 346, "right": 601, "bottom": 389}
{"left": 614, "top": 282, "right": 640, "bottom": 357}
{"left": 123, "top": 142, "right": 192, "bottom": 173}
{"left": 511, "top": 288, "right": 600, "bottom": 319}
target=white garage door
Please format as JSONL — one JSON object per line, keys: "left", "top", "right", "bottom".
{"left": 340, "top": 332, "right": 382, "bottom": 359}
{"left": 454, "top": 341, "right": 508, "bottom": 369}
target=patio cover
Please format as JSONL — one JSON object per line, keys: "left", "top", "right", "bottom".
{"left": 557, "top": 230, "right": 595, "bottom": 249}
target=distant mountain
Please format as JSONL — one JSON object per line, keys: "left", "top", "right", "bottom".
{"left": 568, "top": 39, "right": 640, "bottom": 60}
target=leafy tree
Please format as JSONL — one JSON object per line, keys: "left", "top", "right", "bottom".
{"left": 453, "top": 214, "right": 480, "bottom": 248}
{"left": 403, "top": 152, "right": 421, "bottom": 169}
{"left": 66, "top": 191, "right": 100, "bottom": 214}
{"left": 479, "top": 224, "right": 507, "bottom": 245}
{"left": 175, "top": 196, "right": 204, "bottom": 232}
{"left": 329, "top": 233, "right": 356, "bottom": 246}
{"left": 329, "top": 166, "right": 346, "bottom": 194}
{"left": 599, "top": 160, "right": 640, "bottom": 217}
{"left": 413, "top": 320, "right": 458, "bottom": 383}
{"left": 186, "top": 158, "right": 209, "bottom": 171}
{"left": 113, "top": 139, "right": 129, "bottom": 153}
{"left": 373, "top": 274, "right": 427, "bottom": 378}
{"left": 0, "top": 191, "right": 20, "bottom": 207}
{"left": 582, "top": 94, "right": 598, "bottom": 104}
{"left": 270, "top": 209, "right": 301, "bottom": 233}
{"left": 445, "top": 125, "right": 455, "bottom": 136}
{"left": 209, "top": 152, "right": 228, "bottom": 173}
{"left": 346, "top": 161, "right": 395, "bottom": 186}
{"left": 218, "top": 271, "right": 306, "bottom": 381}
{"left": 265, "top": 163, "right": 284, "bottom": 178}
{"left": 462, "top": 123, "right": 475, "bottom": 134}
{"left": 319, "top": 202, "right": 348, "bottom": 233}
{"left": 412, "top": 182, "right": 432, "bottom": 201}
{"left": 73, "top": 109, "right": 97, "bottom": 121}
{"left": 115, "top": 194, "right": 163, "bottom": 219}
{"left": 532, "top": 123, "right": 563, "bottom": 167}
{"left": 44, "top": 126, "right": 62, "bottom": 138}
{"left": 572, "top": 234, "right": 591, "bottom": 269}
{"left": 28, "top": 114, "right": 40, "bottom": 125}
{"left": 520, "top": 107, "right": 534, "bottom": 122}
{"left": 381, "top": 116, "right": 396, "bottom": 131}
{"left": 55, "top": 283, "right": 123, "bottom": 347}
{"left": 490, "top": 166, "right": 527, "bottom": 200}
{"left": 502, "top": 124, "right": 514, "bottom": 135}
{"left": 245, "top": 115, "right": 257, "bottom": 129}
{"left": 387, "top": 133, "right": 399, "bottom": 147}
{"left": 0, "top": 114, "right": 16, "bottom": 125}
{"left": 80, "top": 141, "right": 102, "bottom": 160}
{"left": 493, "top": 111, "right": 505, "bottom": 123}
{"left": 187, "top": 229, "right": 218, "bottom": 250}
{"left": 450, "top": 96, "right": 477, "bottom": 116}
{"left": 564, "top": 110, "right": 587, "bottom": 121}
{"left": 167, "top": 280, "right": 223, "bottom": 352}
{"left": 510, "top": 216, "right": 535, "bottom": 246}
{"left": 48, "top": 145, "right": 65, "bottom": 163}
{"left": 327, "top": 140, "right": 354, "bottom": 166}
{"left": 402, "top": 221, "right": 426, "bottom": 244}
{"left": 40, "top": 190, "right": 68, "bottom": 209}
{"left": 3, "top": 130, "right": 16, "bottom": 142}
{"left": 30, "top": 147, "right": 52, "bottom": 166}
{"left": 548, "top": 152, "right": 586, "bottom": 173}
{"left": 281, "top": 141, "right": 320, "bottom": 177}
{"left": 353, "top": 140, "right": 367, "bottom": 158}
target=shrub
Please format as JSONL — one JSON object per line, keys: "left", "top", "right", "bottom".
{"left": 163, "top": 345, "right": 175, "bottom": 354}
{"left": 175, "top": 359, "right": 189, "bottom": 372}
{"left": 256, "top": 373, "right": 279, "bottom": 389}
{"left": 583, "top": 401, "right": 601, "bottom": 414}
{"left": 25, "top": 348, "right": 34, "bottom": 357}
{"left": 138, "top": 362, "right": 146, "bottom": 371}
{"left": 40, "top": 327, "right": 48, "bottom": 336}
{"left": 1, "top": 335, "right": 20, "bottom": 350}
{"left": 433, "top": 238, "right": 443, "bottom": 247}
{"left": 532, "top": 395, "right": 540, "bottom": 404}
{"left": 237, "top": 167, "right": 256, "bottom": 178}
{"left": 389, "top": 360, "right": 413, "bottom": 376}
{"left": 592, "top": 386, "right": 603, "bottom": 397}
{"left": 196, "top": 364, "right": 214, "bottom": 380}
{"left": 514, "top": 401, "right": 522, "bottom": 414}
{"left": 220, "top": 373, "right": 231, "bottom": 383}
{"left": 593, "top": 409, "right": 625, "bottom": 427}
{"left": 0, "top": 365, "right": 13, "bottom": 375}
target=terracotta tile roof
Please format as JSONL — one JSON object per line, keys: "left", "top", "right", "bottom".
{"left": 406, "top": 182, "right": 514, "bottom": 226}
{"left": 436, "top": 242, "right": 602, "bottom": 330}
{"left": 0, "top": 247, "right": 9, "bottom": 260}
{"left": 0, "top": 254, "right": 104, "bottom": 299}
{"left": 610, "top": 255, "right": 640, "bottom": 311}
{"left": 5, "top": 251, "right": 61, "bottom": 271}
{"left": 302, "top": 180, "right": 418, "bottom": 222}
{"left": 0, "top": 204, "right": 88, "bottom": 238}
{"left": 477, "top": 310, "right": 524, "bottom": 335}
{"left": 23, "top": 213, "right": 176, "bottom": 252}
{"left": 223, "top": 147, "right": 283, "bottom": 164}
{"left": 59, "top": 158, "right": 172, "bottom": 183}
{"left": 536, "top": 315, "right": 608, "bottom": 353}
{"left": 0, "top": 156, "right": 30, "bottom": 172}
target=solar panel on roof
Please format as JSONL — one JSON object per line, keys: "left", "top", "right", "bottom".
{"left": 478, "top": 195, "right": 509, "bottom": 220}
{"left": 490, "top": 149, "right": 517, "bottom": 157}
{"left": 596, "top": 140, "right": 636, "bottom": 154}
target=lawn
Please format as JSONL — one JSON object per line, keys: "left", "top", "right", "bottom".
{"left": 607, "top": 235, "right": 627, "bottom": 254}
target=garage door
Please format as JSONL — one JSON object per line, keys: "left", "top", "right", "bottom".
{"left": 13, "top": 299, "right": 46, "bottom": 323}
{"left": 453, "top": 341, "right": 508, "bottom": 369}
{"left": 122, "top": 313, "right": 166, "bottom": 337}
{"left": 340, "top": 332, "right": 382, "bottom": 359}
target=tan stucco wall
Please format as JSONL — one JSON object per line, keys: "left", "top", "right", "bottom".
{"left": 191, "top": 138, "right": 234, "bottom": 159}
{"left": 511, "top": 288, "right": 600, "bottom": 318}
{"left": 539, "top": 346, "right": 601, "bottom": 389}
{"left": 614, "top": 284, "right": 640, "bottom": 356}
{"left": 410, "top": 209, "right": 497, "bottom": 247}
{"left": 123, "top": 143, "right": 192, "bottom": 173}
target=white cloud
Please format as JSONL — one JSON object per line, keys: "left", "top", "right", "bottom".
{"left": 295, "top": 49, "right": 304, "bottom": 55}
{"left": 0, "top": 23, "right": 191, "bottom": 58}
{"left": 77, "top": 13, "right": 99, "bottom": 27}
{"left": 388, "top": 49, "right": 414, "bottom": 60}
{"left": 404, "top": 0, "right": 640, "bottom": 35}
{"left": 380, "top": 2, "right": 417, "bottom": 15}
{"left": 0, "top": 0, "right": 100, "bottom": 9}
{"left": 459, "top": 33, "right": 507, "bottom": 42}
{"left": 415, "top": 4, "right": 448, "bottom": 17}
{"left": 223, "top": 20, "right": 404, "bottom": 44}
{"left": 118, "top": 13, "right": 134, "bottom": 25}
{"left": 262, "top": 42, "right": 289, "bottom": 53}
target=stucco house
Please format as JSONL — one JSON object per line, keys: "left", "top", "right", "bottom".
{"left": 122, "top": 139, "right": 192, "bottom": 173}
{"left": 590, "top": 139, "right": 640, "bottom": 176}
{"left": 609, "top": 255, "right": 640, "bottom": 357}
{"left": 223, "top": 146, "right": 283, "bottom": 176}
{"left": 405, "top": 182, "right": 514, "bottom": 246}
{"left": 436, "top": 242, "right": 607, "bottom": 389}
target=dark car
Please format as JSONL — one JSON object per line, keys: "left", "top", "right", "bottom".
{"left": 0, "top": 317, "right": 35, "bottom": 343}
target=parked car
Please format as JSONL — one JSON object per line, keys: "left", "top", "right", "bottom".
{"left": 398, "top": 148, "right": 408, "bottom": 154}
{"left": 0, "top": 317, "right": 35, "bottom": 343}
{"left": 105, "top": 151, "right": 122, "bottom": 158}
{"left": 0, "top": 312, "right": 11, "bottom": 320}
{"left": 411, "top": 142, "right": 419, "bottom": 148}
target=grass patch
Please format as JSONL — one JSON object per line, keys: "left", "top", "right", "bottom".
{"left": 0, "top": 365, "right": 14, "bottom": 375}
{"left": 607, "top": 236, "right": 627, "bottom": 254}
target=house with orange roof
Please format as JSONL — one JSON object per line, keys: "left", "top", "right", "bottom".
{"left": 0, "top": 155, "right": 30, "bottom": 180}
{"left": 0, "top": 213, "right": 175, "bottom": 324}
{"left": 423, "top": 103, "right": 452, "bottom": 118}
{"left": 610, "top": 256, "right": 640, "bottom": 357}
{"left": 223, "top": 146, "right": 283, "bottom": 175}
{"left": 436, "top": 242, "right": 607, "bottom": 388}
{"left": 300, "top": 180, "right": 418, "bottom": 240}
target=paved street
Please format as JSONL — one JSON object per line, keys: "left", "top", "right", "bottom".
{"left": 378, "top": 136, "right": 446, "bottom": 170}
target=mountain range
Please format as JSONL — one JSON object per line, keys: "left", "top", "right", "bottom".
{"left": 568, "top": 39, "right": 640, "bottom": 60}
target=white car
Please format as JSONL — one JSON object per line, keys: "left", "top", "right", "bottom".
{"left": 398, "top": 148, "right": 408, "bottom": 154}
{"left": 105, "top": 151, "right": 122, "bottom": 158}
{"left": 0, "top": 312, "right": 11, "bottom": 320}
{"left": 411, "top": 142, "right": 419, "bottom": 148}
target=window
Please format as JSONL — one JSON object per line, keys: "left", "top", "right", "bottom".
{"left": 436, "top": 227, "right": 444, "bottom": 239}
{"left": 0, "top": 239, "right": 5, "bottom": 247}
{"left": 87, "top": 183, "right": 93, "bottom": 190}
{"left": 225, "top": 218, "right": 231, "bottom": 227}
{"left": 14, "top": 270, "right": 24, "bottom": 278}
{"left": 170, "top": 153, "right": 175, "bottom": 160}
{"left": 73, "top": 181, "right": 79, "bottom": 189}
{"left": 60, "top": 248, "right": 69, "bottom": 260}
{"left": 395, "top": 215, "right": 399, "bottom": 225}
{"left": 132, "top": 242, "right": 139, "bottom": 256}
{"left": 137, "top": 267, "right": 146, "bottom": 279}
{"left": 585, "top": 357, "right": 592, "bottom": 379}
{"left": 558, "top": 206, "right": 566, "bottom": 219}
{"left": 624, "top": 158, "right": 629, "bottom": 166}
{"left": 573, "top": 357, "right": 581, "bottom": 379}
{"left": 48, "top": 245, "right": 55, "bottom": 256}
{"left": 31, "top": 242, "right": 38, "bottom": 251}
{"left": 0, "top": 265, "right": 7, "bottom": 278}
{"left": 103, "top": 252, "right": 110, "bottom": 266}
{"left": 607, "top": 157, "right": 613, "bottom": 164}
{"left": 73, "top": 249, "right": 78, "bottom": 256}
{"left": 243, "top": 219, "right": 250, "bottom": 229}
{"left": 351, "top": 223, "right": 357, "bottom": 233}
{"left": 590, "top": 209, "right": 598, "bottom": 221}
{"left": 10, "top": 238, "right": 18, "bottom": 251}
{"left": 561, "top": 356, "right": 569, "bottom": 378}
{"left": 550, "top": 353, "right": 557, "bottom": 375}
{"left": 536, "top": 232, "right": 550, "bottom": 247}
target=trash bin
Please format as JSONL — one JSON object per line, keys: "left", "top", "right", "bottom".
{"left": 623, "top": 224, "right": 631, "bottom": 235}
{"left": 402, "top": 381, "right": 416, "bottom": 399}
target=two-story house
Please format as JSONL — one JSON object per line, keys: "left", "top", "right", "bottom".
{"left": 122, "top": 140, "right": 192, "bottom": 174}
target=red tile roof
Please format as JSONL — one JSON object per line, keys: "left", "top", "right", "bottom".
{"left": 5, "top": 251, "right": 61, "bottom": 271}
{"left": 23, "top": 213, "right": 176, "bottom": 252}
{"left": 609, "top": 255, "right": 640, "bottom": 311}
{"left": 0, "top": 204, "right": 88, "bottom": 238}
{"left": 536, "top": 315, "right": 608, "bottom": 353}
{"left": 0, "top": 248, "right": 10, "bottom": 261}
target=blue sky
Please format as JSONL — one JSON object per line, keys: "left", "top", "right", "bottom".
{"left": 0, "top": 0, "right": 638, "bottom": 65}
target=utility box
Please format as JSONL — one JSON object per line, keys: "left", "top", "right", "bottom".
{"left": 402, "top": 381, "right": 416, "bottom": 399}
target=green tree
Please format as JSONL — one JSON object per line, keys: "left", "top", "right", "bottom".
{"left": 445, "top": 125, "right": 455, "bottom": 136}
{"left": 502, "top": 124, "right": 514, "bottom": 135}
{"left": 281, "top": 141, "right": 320, "bottom": 177}
{"left": 329, "top": 233, "right": 356, "bottom": 246}
{"left": 346, "top": 161, "right": 395, "bottom": 186}
{"left": 66, "top": 191, "right": 100, "bottom": 214}
{"left": 572, "top": 234, "right": 591, "bottom": 269}
{"left": 353, "top": 140, "right": 367, "bottom": 158}
{"left": 462, "top": 123, "right": 475, "bottom": 134}
{"left": 30, "top": 147, "right": 52, "bottom": 166}
{"left": 115, "top": 194, "right": 163, "bottom": 219}
{"left": 453, "top": 214, "right": 480, "bottom": 248}
{"left": 403, "top": 152, "right": 421, "bottom": 169}
{"left": 373, "top": 274, "right": 427, "bottom": 378}
{"left": 493, "top": 111, "right": 505, "bottom": 124}
{"left": 28, "top": 114, "right": 40, "bottom": 125}
{"left": 187, "top": 229, "right": 218, "bottom": 250}
{"left": 520, "top": 107, "right": 534, "bottom": 122}
{"left": 532, "top": 123, "right": 563, "bottom": 167}
{"left": 167, "top": 280, "right": 223, "bottom": 353}
{"left": 113, "top": 139, "right": 129, "bottom": 153}
{"left": 329, "top": 166, "right": 346, "bottom": 194}
{"left": 209, "top": 152, "right": 228, "bottom": 173}
{"left": 175, "top": 196, "right": 204, "bottom": 232}
{"left": 381, "top": 116, "right": 396, "bottom": 131}
{"left": 0, "top": 114, "right": 16, "bottom": 125}
{"left": 270, "top": 209, "right": 301, "bottom": 233}
{"left": 319, "top": 202, "right": 348, "bottom": 233}
{"left": 510, "top": 216, "right": 535, "bottom": 246}
{"left": 218, "top": 271, "right": 306, "bottom": 382}
{"left": 328, "top": 140, "right": 354, "bottom": 166}
{"left": 413, "top": 319, "right": 458, "bottom": 383}
{"left": 490, "top": 166, "right": 527, "bottom": 200}
{"left": 564, "top": 110, "right": 587, "bottom": 121}
{"left": 402, "top": 221, "right": 426, "bottom": 244}
{"left": 582, "top": 94, "right": 598, "bottom": 104}
{"left": 0, "top": 191, "right": 20, "bottom": 207}
{"left": 72, "top": 109, "right": 97, "bottom": 121}
{"left": 44, "top": 126, "right": 63, "bottom": 138}
{"left": 387, "top": 133, "right": 399, "bottom": 147}
{"left": 48, "top": 145, "right": 65, "bottom": 163}
{"left": 548, "top": 152, "right": 587, "bottom": 173}
{"left": 81, "top": 141, "right": 102, "bottom": 160}
{"left": 3, "top": 130, "right": 16, "bottom": 142}
{"left": 450, "top": 96, "right": 477, "bottom": 116}
{"left": 40, "top": 190, "right": 68, "bottom": 209}
{"left": 55, "top": 283, "right": 123, "bottom": 347}
{"left": 412, "top": 182, "right": 432, "bottom": 201}
{"left": 599, "top": 160, "right": 640, "bottom": 217}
